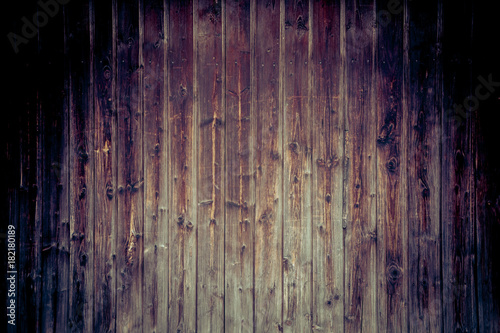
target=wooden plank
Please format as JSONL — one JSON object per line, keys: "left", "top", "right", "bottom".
{"left": 253, "top": 0, "right": 283, "bottom": 331}
{"left": 93, "top": 0, "right": 117, "bottom": 331}
{"left": 224, "top": 0, "right": 254, "bottom": 332}
{"left": 375, "top": 0, "right": 408, "bottom": 331}
{"left": 343, "top": 0, "right": 378, "bottom": 331}
{"left": 441, "top": 0, "right": 477, "bottom": 331}
{"left": 167, "top": 0, "right": 196, "bottom": 331}
{"left": 195, "top": 0, "right": 225, "bottom": 331}
{"left": 473, "top": 3, "right": 500, "bottom": 332}
{"left": 66, "top": 1, "right": 94, "bottom": 331}
{"left": 115, "top": 0, "right": 143, "bottom": 331}
{"left": 141, "top": 0, "right": 165, "bottom": 331}
{"left": 406, "top": 0, "right": 442, "bottom": 331}
{"left": 311, "top": 0, "right": 344, "bottom": 331}
{"left": 282, "top": 0, "right": 312, "bottom": 331}
{"left": 37, "top": 4, "right": 68, "bottom": 330}
{"left": 15, "top": 8, "right": 41, "bottom": 328}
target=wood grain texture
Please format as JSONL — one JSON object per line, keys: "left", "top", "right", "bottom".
{"left": 375, "top": 0, "right": 408, "bottom": 330}
{"left": 441, "top": 0, "right": 477, "bottom": 331}
{"left": 93, "top": 0, "right": 117, "bottom": 331}
{"left": 343, "top": 0, "right": 378, "bottom": 331}
{"left": 407, "top": 0, "right": 442, "bottom": 331}
{"left": 66, "top": 0, "right": 94, "bottom": 331}
{"left": 224, "top": 0, "right": 254, "bottom": 332}
{"left": 253, "top": 0, "right": 283, "bottom": 332}
{"left": 195, "top": 0, "right": 226, "bottom": 331}
{"left": 5, "top": 1, "right": 500, "bottom": 332}
{"left": 116, "top": 0, "right": 143, "bottom": 331}
{"left": 142, "top": 0, "right": 165, "bottom": 331}
{"left": 282, "top": 0, "right": 313, "bottom": 331}
{"left": 311, "top": 0, "right": 344, "bottom": 331}
{"left": 167, "top": 0, "right": 197, "bottom": 331}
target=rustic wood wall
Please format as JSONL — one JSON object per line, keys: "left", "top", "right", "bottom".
{"left": 2, "top": 0, "right": 500, "bottom": 332}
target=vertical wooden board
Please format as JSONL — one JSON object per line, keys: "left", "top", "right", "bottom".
{"left": 253, "top": 0, "right": 283, "bottom": 331}
{"left": 343, "top": 0, "right": 377, "bottom": 332}
{"left": 93, "top": 0, "right": 117, "bottom": 331}
{"left": 195, "top": 0, "right": 225, "bottom": 331}
{"left": 15, "top": 11, "right": 41, "bottom": 329}
{"left": 473, "top": 3, "right": 500, "bottom": 331}
{"left": 142, "top": 0, "right": 165, "bottom": 331}
{"left": 167, "top": 0, "right": 196, "bottom": 331}
{"left": 310, "top": 0, "right": 344, "bottom": 331}
{"left": 116, "top": 0, "right": 143, "bottom": 331}
{"left": 375, "top": 0, "right": 408, "bottom": 331}
{"left": 282, "top": 0, "right": 312, "bottom": 332}
{"left": 441, "top": 0, "right": 476, "bottom": 331}
{"left": 224, "top": 0, "right": 253, "bottom": 332}
{"left": 406, "top": 0, "right": 442, "bottom": 331}
{"left": 66, "top": 0, "right": 94, "bottom": 331}
{"left": 37, "top": 4, "right": 68, "bottom": 331}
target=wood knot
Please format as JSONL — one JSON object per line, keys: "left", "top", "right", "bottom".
{"left": 297, "top": 16, "right": 308, "bottom": 31}
{"left": 386, "top": 157, "right": 399, "bottom": 172}
{"left": 289, "top": 142, "right": 299, "bottom": 154}
{"left": 377, "top": 123, "right": 394, "bottom": 145}
{"left": 387, "top": 262, "right": 403, "bottom": 288}
{"left": 106, "top": 183, "right": 114, "bottom": 200}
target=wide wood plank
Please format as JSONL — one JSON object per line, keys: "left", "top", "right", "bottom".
{"left": 406, "top": 0, "right": 442, "bottom": 331}
{"left": 343, "top": 0, "right": 378, "bottom": 331}
{"left": 167, "top": 1, "right": 196, "bottom": 332}
{"left": 253, "top": 0, "right": 283, "bottom": 331}
{"left": 375, "top": 0, "right": 408, "bottom": 330}
{"left": 282, "top": 0, "right": 312, "bottom": 331}
{"left": 311, "top": 0, "right": 344, "bottom": 331}
{"left": 116, "top": 0, "right": 143, "bottom": 331}
{"left": 224, "top": 0, "right": 254, "bottom": 332}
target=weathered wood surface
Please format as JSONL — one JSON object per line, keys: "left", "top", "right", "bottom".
{"left": 3, "top": 0, "right": 500, "bottom": 332}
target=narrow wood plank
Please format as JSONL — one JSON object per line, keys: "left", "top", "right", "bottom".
{"left": 406, "top": 0, "right": 442, "bottom": 331}
{"left": 167, "top": 1, "right": 197, "bottom": 332}
{"left": 66, "top": 0, "right": 94, "bottom": 331}
{"left": 441, "top": 0, "right": 477, "bottom": 331}
{"left": 93, "top": 0, "right": 117, "bottom": 331}
{"left": 195, "top": 0, "right": 225, "bottom": 331}
{"left": 142, "top": 0, "right": 165, "bottom": 331}
{"left": 224, "top": 0, "right": 254, "bottom": 332}
{"left": 253, "top": 0, "right": 283, "bottom": 331}
{"left": 37, "top": 4, "right": 68, "bottom": 330}
{"left": 343, "top": 0, "right": 378, "bottom": 331}
{"left": 15, "top": 8, "right": 41, "bottom": 328}
{"left": 116, "top": 0, "right": 143, "bottom": 331}
{"left": 282, "top": 0, "right": 312, "bottom": 331}
{"left": 311, "top": 0, "right": 344, "bottom": 331}
{"left": 473, "top": 3, "right": 500, "bottom": 331}
{"left": 375, "top": 0, "right": 408, "bottom": 330}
